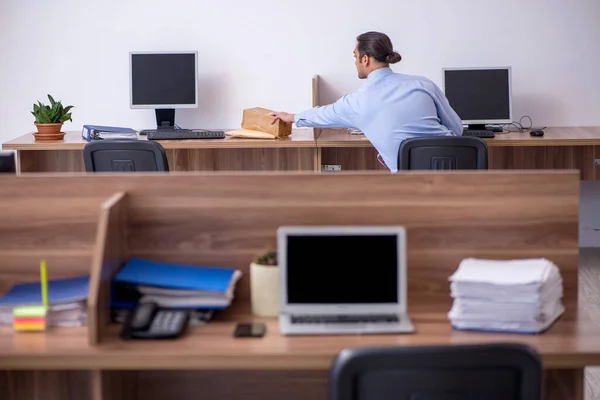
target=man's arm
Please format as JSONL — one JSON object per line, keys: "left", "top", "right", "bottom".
{"left": 430, "top": 84, "right": 463, "bottom": 136}
{"left": 271, "top": 94, "right": 357, "bottom": 128}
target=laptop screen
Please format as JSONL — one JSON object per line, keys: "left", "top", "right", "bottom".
{"left": 286, "top": 234, "right": 399, "bottom": 304}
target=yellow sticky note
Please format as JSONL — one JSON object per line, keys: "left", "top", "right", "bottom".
{"left": 14, "top": 321, "right": 46, "bottom": 331}
{"left": 13, "top": 305, "right": 48, "bottom": 318}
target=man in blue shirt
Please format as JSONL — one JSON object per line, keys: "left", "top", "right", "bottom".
{"left": 270, "top": 31, "right": 463, "bottom": 172}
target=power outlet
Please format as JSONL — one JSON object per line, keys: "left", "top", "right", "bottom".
{"left": 322, "top": 165, "right": 342, "bottom": 172}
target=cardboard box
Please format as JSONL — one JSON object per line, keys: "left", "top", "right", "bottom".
{"left": 241, "top": 107, "right": 293, "bottom": 138}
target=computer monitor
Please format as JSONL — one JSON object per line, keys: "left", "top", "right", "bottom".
{"left": 0, "top": 151, "right": 16, "bottom": 174}
{"left": 443, "top": 67, "right": 512, "bottom": 131}
{"left": 129, "top": 51, "right": 198, "bottom": 129}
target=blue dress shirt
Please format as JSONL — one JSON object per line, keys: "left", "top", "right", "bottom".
{"left": 294, "top": 67, "right": 463, "bottom": 172}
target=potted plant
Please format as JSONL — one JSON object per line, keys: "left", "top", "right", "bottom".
{"left": 31, "top": 94, "right": 74, "bottom": 140}
{"left": 250, "top": 250, "right": 279, "bottom": 317}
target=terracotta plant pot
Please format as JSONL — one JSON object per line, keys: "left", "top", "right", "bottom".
{"left": 33, "top": 123, "right": 65, "bottom": 141}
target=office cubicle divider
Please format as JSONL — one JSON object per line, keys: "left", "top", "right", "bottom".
{"left": 0, "top": 170, "right": 592, "bottom": 400}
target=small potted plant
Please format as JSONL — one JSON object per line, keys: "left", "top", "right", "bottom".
{"left": 31, "top": 94, "right": 74, "bottom": 140}
{"left": 250, "top": 250, "right": 279, "bottom": 317}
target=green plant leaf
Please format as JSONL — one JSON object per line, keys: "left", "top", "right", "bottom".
{"left": 31, "top": 96, "right": 74, "bottom": 124}
{"left": 40, "top": 106, "right": 52, "bottom": 123}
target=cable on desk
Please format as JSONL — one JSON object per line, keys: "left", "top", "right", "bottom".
{"left": 490, "top": 115, "right": 546, "bottom": 134}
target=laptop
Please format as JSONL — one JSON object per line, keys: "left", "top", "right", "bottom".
{"left": 277, "top": 226, "right": 415, "bottom": 335}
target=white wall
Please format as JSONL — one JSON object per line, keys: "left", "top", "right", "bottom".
{"left": 1, "top": 0, "right": 599, "bottom": 144}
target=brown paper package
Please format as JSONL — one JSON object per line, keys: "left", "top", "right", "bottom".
{"left": 241, "top": 107, "right": 293, "bottom": 138}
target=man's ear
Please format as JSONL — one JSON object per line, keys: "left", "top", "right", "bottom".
{"left": 362, "top": 55, "right": 370, "bottom": 66}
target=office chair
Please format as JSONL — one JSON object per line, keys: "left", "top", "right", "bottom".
{"left": 330, "top": 343, "right": 542, "bottom": 400}
{"left": 398, "top": 136, "right": 488, "bottom": 170}
{"left": 83, "top": 140, "right": 169, "bottom": 172}
{"left": 0, "top": 151, "right": 16, "bottom": 174}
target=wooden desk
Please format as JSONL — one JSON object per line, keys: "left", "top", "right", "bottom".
{"left": 0, "top": 171, "right": 596, "bottom": 400}
{"left": 1, "top": 316, "right": 598, "bottom": 370}
{"left": 2, "top": 129, "right": 319, "bottom": 172}
{"left": 317, "top": 127, "right": 600, "bottom": 178}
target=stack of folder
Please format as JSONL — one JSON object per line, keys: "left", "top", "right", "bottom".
{"left": 112, "top": 258, "right": 242, "bottom": 312}
{"left": 0, "top": 276, "right": 89, "bottom": 327}
{"left": 81, "top": 125, "right": 137, "bottom": 141}
{"left": 448, "top": 258, "right": 564, "bottom": 333}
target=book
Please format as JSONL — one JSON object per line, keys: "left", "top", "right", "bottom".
{"left": 82, "top": 125, "right": 138, "bottom": 141}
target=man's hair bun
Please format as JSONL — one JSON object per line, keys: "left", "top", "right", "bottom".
{"left": 386, "top": 51, "right": 402, "bottom": 64}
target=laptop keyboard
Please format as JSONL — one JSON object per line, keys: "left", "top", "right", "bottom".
{"left": 291, "top": 314, "right": 399, "bottom": 324}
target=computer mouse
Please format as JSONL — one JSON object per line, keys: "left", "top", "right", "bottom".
{"left": 530, "top": 129, "right": 544, "bottom": 137}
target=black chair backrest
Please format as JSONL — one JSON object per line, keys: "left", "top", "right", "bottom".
{"left": 398, "top": 136, "right": 488, "bottom": 170}
{"left": 330, "top": 343, "right": 542, "bottom": 400}
{"left": 83, "top": 140, "right": 169, "bottom": 172}
{"left": 0, "top": 151, "right": 16, "bottom": 174}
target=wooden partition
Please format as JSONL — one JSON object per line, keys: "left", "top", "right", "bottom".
{"left": 88, "top": 192, "right": 128, "bottom": 345}
{"left": 0, "top": 171, "right": 597, "bottom": 400}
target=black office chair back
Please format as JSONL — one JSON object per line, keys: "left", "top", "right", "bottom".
{"left": 398, "top": 136, "right": 488, "bottom": 170}
{"left": 0, "top": 151, "right": 16, "bottom": 174}
{"left": 330, "top": 343, "right": 542, "bottom": 400}
{"left": 83, "top": 140, "right": 169, "bottom": 172}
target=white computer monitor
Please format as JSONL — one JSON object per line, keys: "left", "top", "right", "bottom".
{"left": 129, "top": 51, "right": 198, "bottom": 128}
{"left": 442, "top": 66, "right": 512, "bottom": 130}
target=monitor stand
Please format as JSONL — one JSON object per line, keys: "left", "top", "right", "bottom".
{"left": 465, "top": 124, "right": 487, "bottom": 131}
{"left": 156, "top": 109, "right": 175, "bottom": 129}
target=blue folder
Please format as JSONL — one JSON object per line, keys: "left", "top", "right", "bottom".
{"left": 0, "top": 276, "right": 89, "bottom": 307}
{"left": 114, "top": 258, "right": 237, "bottom": 293}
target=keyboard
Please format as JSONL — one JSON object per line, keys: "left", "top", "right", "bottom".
{"left": 143, "top": 129, "right": 226, "bottom": 140}
{"left": 462, "top": 129, "right": 495, "bottom": 138}
{"left": 291, "top": 314, "right": 399, "bottom": 324}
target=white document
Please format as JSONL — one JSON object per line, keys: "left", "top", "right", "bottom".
{"left": 447, "top": 258, "right": 565, "bottom": 334}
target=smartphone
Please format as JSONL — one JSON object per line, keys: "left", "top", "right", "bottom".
{"left": 233, "top": 322, "right": 266, "bottom": 338}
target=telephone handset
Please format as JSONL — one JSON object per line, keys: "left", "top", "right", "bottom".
{"left": 120, "top": 302, "right": 189, "bottom": 340}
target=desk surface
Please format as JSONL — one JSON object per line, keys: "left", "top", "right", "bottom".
{"left": 317, "top": 127, "right": 600, "bottom": 147}
{"left": 6, "top": 127, "right": 600, "bottom": 152}
{"left": 1, "top": 313, "right": 599, "bottom": 370}
{"left": 2, "top": 129, "right": 316, "bottom": 151}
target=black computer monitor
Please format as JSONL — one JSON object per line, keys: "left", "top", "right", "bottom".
{"left": 443, "top": 67, "right": 512, "bottom": 131}
{"left": 130, "top": 51, "right": 198, "bottom": 129}
{"left": 0, "top": 151, "right": 16, "bottom": 174}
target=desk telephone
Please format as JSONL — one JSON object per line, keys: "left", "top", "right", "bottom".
{"left": 120, "top": 302, "right": 190, "bottom": 340}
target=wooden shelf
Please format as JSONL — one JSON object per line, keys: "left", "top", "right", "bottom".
{"left": 1, "top": 314, "right": 599, "bottom": 371}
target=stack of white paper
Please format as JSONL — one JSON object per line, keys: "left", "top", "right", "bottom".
{"left": 448, "top": 258, "right": 565, "bottom": 333}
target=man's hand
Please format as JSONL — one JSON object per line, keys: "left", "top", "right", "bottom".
{"left": 269, "top": 111, "right": 295, "bottom": 125}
